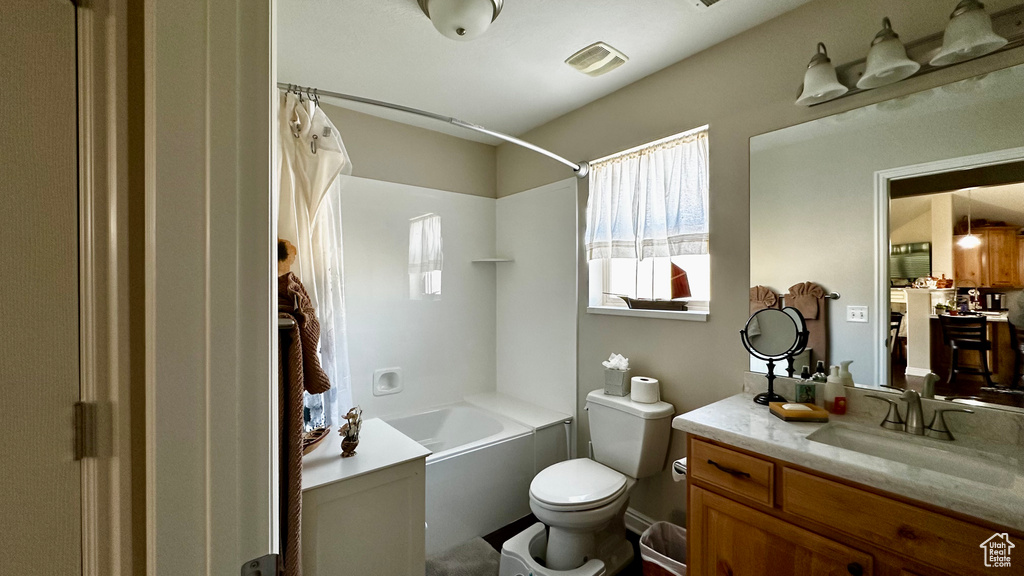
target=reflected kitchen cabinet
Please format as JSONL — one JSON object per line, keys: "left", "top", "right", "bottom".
{"left": 953, "top": 227, "right": 1022, "bottom": 289}
{"left": 1019, "top": 237, "right": 1024, "bottom": 286}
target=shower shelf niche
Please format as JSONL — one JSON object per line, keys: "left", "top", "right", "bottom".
{"left": 471, "top": 257, "right": 514, "bottom": 263}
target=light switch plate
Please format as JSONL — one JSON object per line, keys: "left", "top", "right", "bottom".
{"left": 846, "top": 305, "right": 868, "bottom": 323}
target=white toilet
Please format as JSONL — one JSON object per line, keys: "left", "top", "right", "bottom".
{"left": 500, "top": 389, "right": 674, "bottom": 576}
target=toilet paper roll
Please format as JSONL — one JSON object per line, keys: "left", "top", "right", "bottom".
{"left": 672, "top": 458, "right": 688, "bottom": 482}
{"left": 630, "top": 376, "right": 660, "bottom": 404}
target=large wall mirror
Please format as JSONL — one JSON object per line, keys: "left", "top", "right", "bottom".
{"left": 750, "top": 63, "right": 1024, "bottom": 412}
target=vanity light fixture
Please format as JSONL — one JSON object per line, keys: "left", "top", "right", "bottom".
{"left": 957, "top": 188, "right": 982, "bottom": 249}
{"left": 931, "top": 0, "right": 1007, "bottom": 67}
{"left": 857, "top": 18, "right": 920, "bottom": 90}
{"left": 795, "top": 3, "right": 1022, "bottom": 106}
{"left": 795, "top": 43, "right": 848, "bottom": 106}
{"left": 418, "top": 0, "right": 503, "bottom": 41}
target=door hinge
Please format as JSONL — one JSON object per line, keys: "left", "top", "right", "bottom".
{"left": 241, "top": 554, "right": 281, "bottom": 576}
{"left": 74, "top": 401, "right": 97, "bottom": 460}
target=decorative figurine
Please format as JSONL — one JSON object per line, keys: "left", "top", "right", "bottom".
{"left": 339, "top": 406, "right": 363, "bottom": 458}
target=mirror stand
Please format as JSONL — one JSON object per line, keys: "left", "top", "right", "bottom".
{"left": 741, "top": 306, "right": 810, "bottom": 406}
{"left": 754, "top": 358, "right": 787, "bottom": 406}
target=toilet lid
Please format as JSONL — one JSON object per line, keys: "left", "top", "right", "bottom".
{"left": 530, "top": 459, "right": 628, "bottom": 511}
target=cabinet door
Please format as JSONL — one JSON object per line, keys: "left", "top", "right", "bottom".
{"left": 986, "top": 229, "right": 1019, "bottom": 288}
{"left": 689, "top": 486, "right": 873, "bottom": 576}
{"left": 1018, "top": 237, "right": 1024, "bottom": 287}
{"left": 953, "top": 232, "right": 988, "bottom": 287}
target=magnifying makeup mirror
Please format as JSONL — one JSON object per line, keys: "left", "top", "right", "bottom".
{"left": 741, "top": 307, "right": 809, "bottom": 405}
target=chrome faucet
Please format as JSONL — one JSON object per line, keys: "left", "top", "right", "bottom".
{"left": 901, "top": 389, "right": 925, "bottom": 435}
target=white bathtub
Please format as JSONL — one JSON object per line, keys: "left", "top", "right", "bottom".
{"left": 386, "top": 402, "right": 566, "bottom": 554}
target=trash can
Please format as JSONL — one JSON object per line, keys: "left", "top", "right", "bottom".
{"left": 639, "top": 522, "right": 687, "bottom": 576}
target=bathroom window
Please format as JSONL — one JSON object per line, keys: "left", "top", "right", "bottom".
{"left": 409, "top": 213, "right": 443, "bottom": 299}
{"left": 585, "top": 126, "right": 710, "bottom": 318}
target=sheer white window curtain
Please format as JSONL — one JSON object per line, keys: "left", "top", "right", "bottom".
{"left": 409, "top": 213, "right": 443, "bottom": 299}
{"left": 585, "top": 127, "right": 709, "bottom": 261}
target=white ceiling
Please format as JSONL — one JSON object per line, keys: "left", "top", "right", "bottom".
{"left": 952, "top": 183, "right": 1024, "bottom": 227}
{"left": 890, "top": 184, "right": 1024, "bottom": 232}
{"left": 277, "top": 0, "right": 813, "bottom": 144}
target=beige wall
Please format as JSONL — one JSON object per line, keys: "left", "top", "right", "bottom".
{"left": 494, "top": 0, "right": 1024, "bottom": 527}
{"left": 321, "top": 104, "right": 497, "bottom": 198}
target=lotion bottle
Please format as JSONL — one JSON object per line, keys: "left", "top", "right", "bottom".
{"left": 825, "top": 365, "right": 846, "bottom": 414}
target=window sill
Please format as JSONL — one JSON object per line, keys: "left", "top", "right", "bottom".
{"left": 586, "top": 306, "right": 709, "bottom": 322}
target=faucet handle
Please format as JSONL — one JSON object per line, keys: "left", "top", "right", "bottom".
{"left": 865, "top": 395, "right": 905, "bottom": 431}
{"left": 943, "top": 395, "right": 981, "bottom": 403}
{"left": 925, "top": 408, "right": 974, "bottom": 441}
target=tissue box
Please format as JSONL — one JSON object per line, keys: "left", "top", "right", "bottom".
{"left": 604, "top": 369, "right": 631, "bottom": 396}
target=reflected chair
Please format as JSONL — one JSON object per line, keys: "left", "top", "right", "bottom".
{"left": 1009, "top": 319, "right": 1024, "bottom": 390}
{"left": 938, "top": 315, "right": 994, "bottom": 387}
{"left": 890, "top": 311, "right": 904, "bottom": 362}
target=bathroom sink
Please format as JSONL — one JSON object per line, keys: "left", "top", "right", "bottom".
{"left": 806, "top": 423, "right": 1020, "bottom": 487}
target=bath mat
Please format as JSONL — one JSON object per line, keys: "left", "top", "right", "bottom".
{"left": 426, "top": 537, "right": 500, "bottom": 576}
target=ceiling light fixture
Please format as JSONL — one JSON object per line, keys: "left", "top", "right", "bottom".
{"left": 418, "top": 0, "right": 503, "bottom": 41}
{"left": 957, "top": 188, "right": 982, "bottom": 249}
{"left": 857, "top": 18, "right": 920, "bottom": 90}
{"left": 931, "top": 0, "right": 1007, "bottom": 67}
{"left": 795, "top": 43, "right": 848, "bottom": 106}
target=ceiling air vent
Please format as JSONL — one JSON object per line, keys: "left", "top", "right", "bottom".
{"left": 565, "top": 42, "right": 628, "bottom": 77}
{"left": 686, "top": 0, "right": 723, "bottom": 10}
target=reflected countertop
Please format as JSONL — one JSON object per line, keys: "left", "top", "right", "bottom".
{"left": 673, "top": 393, "right": 1024, "bottom": 531}
{"left": 929, "top": 312, "right": 1010, "bottom": 323}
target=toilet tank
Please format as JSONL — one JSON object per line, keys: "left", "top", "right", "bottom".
{"left": 585, "top": 389, "right": 675, "bottom": 479}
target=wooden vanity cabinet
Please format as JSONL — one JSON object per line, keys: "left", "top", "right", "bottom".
{"left": 686, "top": 436, "right": 1022, "bottom": 576}
{"left": 953, "top": 227, "right": 1022, "bottom": 288}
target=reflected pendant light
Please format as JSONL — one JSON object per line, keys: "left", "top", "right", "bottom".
{"left": 418, "top": 0, "right": 503, "bottom": 41}
{"left": 957, "top": 188, "right": 982, "bottom": 249}
{"left": 857, "top": 18, "right": 921, "bottom": 90}
{"left": 796, "top": 43, "right": 849, "bottom": 106}
{"left": 930, "top": 0, "right": 1007, "bottom": 67}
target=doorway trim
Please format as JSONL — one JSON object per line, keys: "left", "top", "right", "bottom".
{"left": 872, "top": 145, "right": 1024, "bottom": 389}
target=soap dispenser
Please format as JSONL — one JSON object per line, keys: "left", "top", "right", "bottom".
{"left": 838, "top": 360, "right": 854, "bottom": 387}
{"left": 825, "top": 366, "right": 847, "bottom": 415}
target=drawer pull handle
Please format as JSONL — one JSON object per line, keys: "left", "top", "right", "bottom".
{"left": 707, "top": 459, "right": 750, "bottom": 478}
{"left": 847, "top": 562, "right": 863, "bottom": 576}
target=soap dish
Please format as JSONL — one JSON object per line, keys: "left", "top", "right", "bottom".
{"left": 769, "top": 402, "right": 829, "bottom": 423}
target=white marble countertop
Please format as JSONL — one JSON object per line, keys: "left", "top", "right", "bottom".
{"left": 303, "top": 418, "right": 431, "bottom": 492}
{"left": 673, "top": 394, "right": 1024, "bottom": 531}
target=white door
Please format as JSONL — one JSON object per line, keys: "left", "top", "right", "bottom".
{"left": 0, "top": 0, "right": 81, "bottom": 573}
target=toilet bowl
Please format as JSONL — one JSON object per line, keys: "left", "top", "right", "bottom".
{"left": 501, "top": 390, "right": 675, "bottom": 576}
{"left": 528, "top": 458, "right": 634, "bottom": 571}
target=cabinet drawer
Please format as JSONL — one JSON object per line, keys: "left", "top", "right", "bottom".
{"left": 690, "top": 439, "right": 774, "bottom": 506}
{"left": 782, "top": 468, "right": 998, "bottom": 576}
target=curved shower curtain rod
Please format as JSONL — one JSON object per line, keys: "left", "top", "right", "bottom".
{"left": 278, "top": 82, "right": 590, "bottom": 179}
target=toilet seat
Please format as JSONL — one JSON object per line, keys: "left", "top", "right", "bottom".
{"left": 530, "top": 459, "right": 628, "bottom": 512}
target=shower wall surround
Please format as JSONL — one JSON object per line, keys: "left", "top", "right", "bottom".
{"left": 496, "top": 180, "right": 578, "bottom": 417}
{"left": 342, "top": 177, "right": 498, "bottom": 417}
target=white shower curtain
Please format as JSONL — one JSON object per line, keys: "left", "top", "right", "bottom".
{"left": 278, "top": 91, "right": 353, "bottom": 429}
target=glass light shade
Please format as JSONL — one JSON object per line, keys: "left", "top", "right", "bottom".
{"left": 796, "top": 44, "right": 848, "bottom": 106}
{"left": 930, "top": 1, "right": 1007, "bottom": 67}
{"left": 857, "top": 19, "right": 920, "bottom": 90}
{"left": 957, "top": 234, "right": 982, "bottom": 248}
{"left": 423, "top": 0, "right": 500, "bottom": 41}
